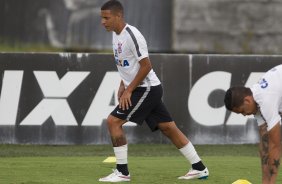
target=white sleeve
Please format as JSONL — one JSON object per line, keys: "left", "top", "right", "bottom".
{"left": 126, "top": 27, "right": 148, "bottom": 61}
{"left": 259, "top": 97, "right": 281, "bottom": 131}
{"left": 254, "top": 112, "right": 265, "bottom": 127}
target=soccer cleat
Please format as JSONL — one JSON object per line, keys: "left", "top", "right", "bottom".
{"left": 99, "top": 169, "right": 130, "bottom": 182}
{"left": 178, "top": 167, "right": 209, "bottom": 180}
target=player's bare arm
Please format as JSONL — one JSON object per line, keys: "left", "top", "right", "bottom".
{"left": 119, "top": 57, "right": 152, "bottom": 110}
{"left": 259, "top": 122, "right": 281, "bottom": 184}
{"left": 259, "top": 123, "right": 270, "bottom": 183}
{"left": 268, "top": 123, "right": 281, "bottom": 184}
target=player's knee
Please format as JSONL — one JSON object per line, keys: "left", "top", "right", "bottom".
{"left": 159, "top": 122, "right": 176, "bottom": 136}
{"left": 107, "top": 115, "right": 124, "bottom": 129}
{"left": 106, "top": 115, "right": 116, "bottom": 128}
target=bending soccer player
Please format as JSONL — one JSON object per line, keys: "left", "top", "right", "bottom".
{"left": 99, "top": 0, "right": 209, "bottom": 182}
{"left": 224, "top": 64, "right": 282, "bottom": 184}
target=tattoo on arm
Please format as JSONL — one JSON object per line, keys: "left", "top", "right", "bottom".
{"left": 259, "top": 123, "right": 281, "bottom": 182}
{"left": 269, "top": 159, "right": 281, "bottom": 177}
{"left": 270, "top": 169, "right": 275, "bottom": 177}
{"left": 273, "top": 159, "right": 280, "bottom": 169}
{"left": 261, "top": 130, "right": 269, "bottom": 166}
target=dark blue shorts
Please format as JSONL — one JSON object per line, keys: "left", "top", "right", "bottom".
{"left": 110, "top": 85, "right": 173, "bottom": 131}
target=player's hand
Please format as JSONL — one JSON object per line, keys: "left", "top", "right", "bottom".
{"left": 118, "top": 85, "right": 125, "bottom": 103}
{"left": 119, "top": 89, "right": 132, "bottom": 110}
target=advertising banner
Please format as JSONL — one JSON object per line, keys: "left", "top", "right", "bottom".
{"left": 0, "top": 53, "right": 281, "bottom": 144}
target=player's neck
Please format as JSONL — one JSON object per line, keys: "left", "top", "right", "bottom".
{"left": 115, "top": 21, "right": 126, "bottom": 35}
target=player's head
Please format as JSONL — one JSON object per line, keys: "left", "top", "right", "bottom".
{"left": 100, "top": 0, "right": 124, "bottom": 32}
{"left": 224, "top": 86, "right": 257, "bottom": 116}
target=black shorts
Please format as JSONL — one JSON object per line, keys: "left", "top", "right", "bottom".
{"left": 110, "top": 85, "right": 173, "bottom": 131}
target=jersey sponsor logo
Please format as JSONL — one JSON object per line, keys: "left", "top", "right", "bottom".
{"left": 115, "top": 58, "right": 129, "bottom": 67}
{"left": 114, "top": 49, "right": 118, "bottom": 58}
{"left": 114, "top": 48, "right": 130, "bottom": 67}
{"left": 259, "top": 78, "right": 268, "bottom": 89}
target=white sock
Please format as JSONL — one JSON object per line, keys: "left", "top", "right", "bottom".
{"left": 179, "top": 142, "right": 201, "bottom": 164}
{"left": 113, "top": 144, "right": 128, "bottom": 164}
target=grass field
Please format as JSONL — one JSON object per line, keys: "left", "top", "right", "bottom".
{"left": 0, "top": 144, "right": 281, "bottom": 184}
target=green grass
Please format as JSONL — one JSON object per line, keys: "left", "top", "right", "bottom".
{"left": 0, "top": 144, "right": 259, "bottom": 157}
{"left": 0, "top": 144, "right": 281, "bottom": 184}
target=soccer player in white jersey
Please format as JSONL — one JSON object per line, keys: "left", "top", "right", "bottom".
{"left": 224, "top": 64, "right": 282, "bottom": 184}
{"left": 99, "top": 0, "right": 209, "bottom": 182}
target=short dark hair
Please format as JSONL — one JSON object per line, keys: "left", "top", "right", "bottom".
{"left": 224, "top": 86, "right": 252, "bottom": 111}
{"left": 101, "top": 0, "right": 124, "bottom": 15}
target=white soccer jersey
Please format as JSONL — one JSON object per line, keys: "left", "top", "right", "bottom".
{"left": 251, "top": 64, "right": 282, "bottom": 131}
{"left": 112, "top": 24, "right": 161, "bottom": 87}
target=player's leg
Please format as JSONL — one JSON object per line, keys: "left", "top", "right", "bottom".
{"left": 157, "top": 121, "right": 188, "bottom": 148}
{"left": 145, "top": 98, "right": 208, "bottom": 180}
{"left": 99, "top": 115, "right": 130, "bottom": 182}
{"left": 99, "top": 87, "right": 151, "bottom": 182}
{"left": 107, "top": 115, "right": 129, "bottom": 175}
{"left": 157, "top": 121, "right": 208, "bottom": 180}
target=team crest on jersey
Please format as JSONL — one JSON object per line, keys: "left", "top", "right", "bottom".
{"left": 118, "top": 42, "right": 123, "bottom": 54}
